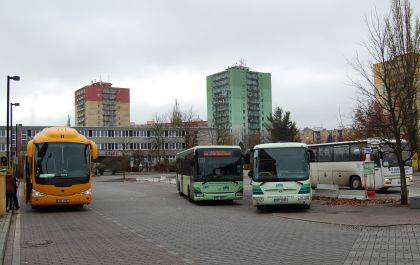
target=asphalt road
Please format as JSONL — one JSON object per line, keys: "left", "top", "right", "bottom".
{"left": 12, "top": 175, "right": 361, "bottom": 265}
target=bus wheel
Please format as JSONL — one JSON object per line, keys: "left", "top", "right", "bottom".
{"left": 177, "top": 183, "right": 183, "bottom": 196}
{"left": 187, "top": 186, "right": 193, "bottom": 202}
{"left": 31, "top": 205, "right": 39, "bottom": 210}
{"left": 302, "top": 204, "right": 310, "bottom": 210}
{"left": 256, "top": 205, "right": 264, "bottom": 211}
{"left": 350, "top": 176, "right": 362, "bottom": 190}
{"left": 76, "top": 204, "right": 84, "bottom": 208}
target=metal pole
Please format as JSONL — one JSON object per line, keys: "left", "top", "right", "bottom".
{"left": 10, "top": 103, "right": 13, "bottom": 164}
{"left": 15, "top": 124, "right": 20, "bottom": 179}
{"left": 6, "top": 77, "right": 10, "bottom": 168}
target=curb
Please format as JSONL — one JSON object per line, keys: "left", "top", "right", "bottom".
{"left": 0, "top": 211, "right": 12, "bottom": 263}
{"left": 272, "top": 214, "right": 420, "bottom": 228}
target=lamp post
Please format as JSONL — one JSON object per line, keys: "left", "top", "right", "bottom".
{"left": 6, "top": 75, "right": 20, "bottom": 169}
{"left": 15, "top": 123, "right": 22, "bottom": 179}
{"left": 10, "top": 103, "right": 20, "bottom": 163}
{"left": 14, "top": 123, "right": 22, "bottom": 158}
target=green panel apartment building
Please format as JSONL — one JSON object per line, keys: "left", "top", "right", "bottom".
{"left": 207, "top": 65, "right": 272, "bottom": 145}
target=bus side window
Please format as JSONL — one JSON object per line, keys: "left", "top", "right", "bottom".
{"left": 319, "top": 146, "right": 333, "bottom": 162}
{"left": 350, "top": 145, "right": 361, "bottom": 161}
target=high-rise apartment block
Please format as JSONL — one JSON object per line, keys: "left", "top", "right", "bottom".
{"left": 75, "top": 82, "right": 130, "bottom": 127}
{"left": 207, "top": 66, "right": 272, "bottom": 143}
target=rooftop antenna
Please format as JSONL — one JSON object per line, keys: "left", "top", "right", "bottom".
{"left": 239, "top": 58, "right": 246, "bottom": 67}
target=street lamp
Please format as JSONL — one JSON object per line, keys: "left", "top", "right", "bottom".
{"left": 10, "top": 103, "right": 20, "bottom": 162}
{"left": 6, "top": 75, "right": 20, "bottom": 168}
{"left": 14, "top": 123, "right": 22, "bottom": 159}
{"left": 15, "top": 124, "right": 22, "bottom": 179}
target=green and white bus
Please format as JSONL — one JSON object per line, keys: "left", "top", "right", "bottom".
{"left": 247, "top": 142, "right": 314, "bottom": 210}
{"left": 176, "top": 146, "right": 243, "bottom": 202}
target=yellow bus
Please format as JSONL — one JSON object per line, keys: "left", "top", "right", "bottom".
{"left": 25, "top": 127, "right": 97, "bottom": 208}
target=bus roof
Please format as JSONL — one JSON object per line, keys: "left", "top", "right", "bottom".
{"left": 176, "top": 145, "right": 242, "bottom": 158}
{"left": 254, "top": 142, "right": 308, "bottom": 149}
{"left": 31, "top": 126, "right": 90, "bottom": 144}
{"left": 308, "top": 138, "right": 406, "bottom": 148}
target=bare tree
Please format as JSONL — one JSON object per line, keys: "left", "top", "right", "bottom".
{"left": 349, "top": 0, "right": 420, "bottom": 205}
{"left": 151, "top": 114, "right": 167, "bottom": 166}
{"left": 181, "top": 107, "right": 198, "bottom": 149}
{"left": 169, "top": 100, "right": 201, "bottom": 149}
{"left": 170, "top": 99, "right": 183, "bottom": 127}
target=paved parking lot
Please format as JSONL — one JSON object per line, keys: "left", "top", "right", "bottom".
{"left": 10, "top": 174, "right": 420, "bottom": 264}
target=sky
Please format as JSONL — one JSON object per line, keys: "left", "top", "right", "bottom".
{"left": 0, "top": 0, "right": 408, "bottom": 129}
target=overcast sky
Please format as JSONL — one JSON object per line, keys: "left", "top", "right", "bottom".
{"left": 1, "top": 0, "right": 408, "bottom": 129}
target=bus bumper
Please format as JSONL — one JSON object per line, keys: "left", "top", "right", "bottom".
{"left": 193, "top": 192, "right": 242, "bottom": 201}
{"left": 31, "top": 193, "right": 92, "bottom": 206}
{"left": 252, "top": 194, "right": 311, "bottom": 206}
{"left": 383, "top": 177, "right": 413, "bottom": 187}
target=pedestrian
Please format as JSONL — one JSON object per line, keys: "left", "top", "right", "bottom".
{"left": 6, "top": 170, "right": 19, "bottom": 211}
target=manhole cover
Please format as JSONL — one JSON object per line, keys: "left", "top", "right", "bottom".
{"left": 23, "top": 240, "right": 52, "bottom": 248}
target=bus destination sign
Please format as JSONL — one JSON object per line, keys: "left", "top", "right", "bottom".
{"left": 203, "top": 150, "right": 234, "bottom": 157}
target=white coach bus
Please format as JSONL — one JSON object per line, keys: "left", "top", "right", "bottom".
{"left": 308, "top": 139, "right": 413, "bottom": 191}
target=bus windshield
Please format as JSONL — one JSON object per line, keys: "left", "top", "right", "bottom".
{"left": 380, "top": 145, "right": 411, "bottom": 167}
{"left": 255, "top": 147, "right": 309, "bottom": 182}
{"left": 35, "top": 142, "right": 91, "bottom": 185}
{"left": 196, "top": 156, "right": 242, "bottom": 182}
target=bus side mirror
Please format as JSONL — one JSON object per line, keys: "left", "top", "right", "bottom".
{"left": 308, "top": 149, "right": 315, "bottom": 162}
{"left": 90, "top": 141, "right": 98, "bottom": 160}
{"left": 26, "top": 140, "right": 34, "bottom": 158}
{"left": 248, "top": 170, "right": 253, "bottom": 178}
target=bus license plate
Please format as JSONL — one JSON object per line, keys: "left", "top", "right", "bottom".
{"left": 56, "top": 199, "right": 69, "bottom": 203}
{"left": 214, "top": 196, "right": 226, "bottom": 200}
{"left": 274, "top": 197, "right": 288, "bottom": 203}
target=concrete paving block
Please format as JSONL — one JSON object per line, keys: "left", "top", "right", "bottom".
{"left": 313, "top": 189, "right": 339, "bottom": 198}
{"left": 409, "top": 196, "right": 420, "bottom": 209}
{"left": 338, "top": 190, "right": 367, "bottom": 200}
{"left": 409, "top": 187, "right": 420, "bottom": 197}
{"left": 317, "top": 184, "right": 339, "bottom": 191}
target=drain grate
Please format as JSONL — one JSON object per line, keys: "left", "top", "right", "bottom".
{"left": 23, "top": 240, "right": 52, "bottom": 248}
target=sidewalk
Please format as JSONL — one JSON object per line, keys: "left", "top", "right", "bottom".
{"left": 0, "top": 211, "right": 12, "bottom": 263}
{"left": 272, "top": 199, "right": 420, "bottom": 226}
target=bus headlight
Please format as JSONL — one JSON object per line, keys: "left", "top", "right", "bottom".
{"left": 80, "top": 189, "right": 92, "bottom": 195}
{"left": 409, "top": 176, "right": 413, "bottom": 182}
{"left": 298, "top": 195, "right": 310, "bottom": 201}
{"left": 194, "top": 192, "right": 204, "bottom": 197}
{"left": 235, "top": 192, "right": 243, "bottom": 197}
{"left": 32, "top": 189, "right": 46, "bottom": 197}
{"left": 254, "top": 197, "right": 264, "bottom": 203}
